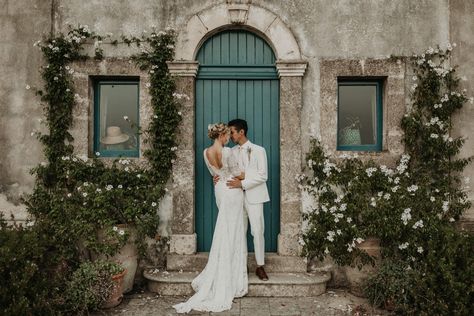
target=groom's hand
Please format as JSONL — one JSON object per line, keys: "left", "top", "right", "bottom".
{"left": 213, "top": 175, "right": 220, "bottom": 185}
{"left": 226, "top": 177, "right": 242, "bottom": 189}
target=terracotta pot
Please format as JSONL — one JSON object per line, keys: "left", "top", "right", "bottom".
{"left": 101, "top": 268, "right": 127, "bottom": 309}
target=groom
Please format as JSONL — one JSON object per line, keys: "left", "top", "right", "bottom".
{"left": 223, "top": 119, "right": 270, "bottom": 281}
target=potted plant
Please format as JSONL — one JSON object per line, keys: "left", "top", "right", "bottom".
{"left": 339, "top": 116, "right": 361, "bottom": 145}
{"left": 65, "top": 259, "right": 126, "bottom": 313}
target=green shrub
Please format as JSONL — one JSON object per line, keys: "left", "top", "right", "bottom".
{"left": 64, "top": 260, "right": 124, "bottom": 314}
{"left": 0, "top": 215, "right": 66, "bottom": 315}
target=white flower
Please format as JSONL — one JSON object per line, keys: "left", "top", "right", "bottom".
{"left": 106, "top": 185, "right": 113, "bottom": 191}
{"left": 356, "top": 237, "right": 364, "bottom": 244}
{"left": 417, "top": 246, "right": 424, "bottom": 253}
{"left": 411, "top": 83, "right": 418, "bottom": 91}
{"left": 407, "top": 185, "right": 418, "bottom": 193}
{"left": 383, "top": 193, "right": 391, "bottom": 200}
{"left": 324, "top": 247, "right": 330, "bottom": 254}
{"left": 449, "top": 217, "right": 455, "bottom": 222}
{"left": 412, "top": 75, "right": 417, "bottom": 81}
{"left": 53, "top": 76, "right": 58, "bottom": 81}
{"left": 399, "top": 242, "right": 409, "bottom": 250}
{"left": 152, "top": 202, "right": 157, "bottom": 207}
{"left": 96, "top": 188, "right": 102, "bottom": 193}
{"left": 118, "top": 184, "right": 123, "bottom": 189}
{"left": 336, "top": 229, "right": 342, "bottom": 235}
{"left": 125, "top": 167, "right": 130, "bottom": 172}
{"left": 95, "top": 152, "right": 100, "bottom": 156}
{"left": 430, "top": 133, "right": 439, "bottom": 139}
{"left": 67, "top": 193, "right": 72, "bottom": 198}
{"left": 346, "top": 217, "right": 352, "bottom": 223}
{"left": 326, "top": 231, "right": 336, "bottom": 242}
{"left": 26, "top": 84, "right": 31, "bottom": 90}
{"left": 442, "top": 201, "right": 449, "bottom": 212}
{"left": 365, "top": 167, "right": 377, "bottom": 177}
{"left": 401, "top": 208, "right": 412, "bottom": 225}
{"left": 137, "top": 174, "right": 141, "bottom": 178}
{"left": 119, "top": 230, "right": 125, "bottom": 236}
{"left": 123, "top": 116, "right": 129, "bottom": 121}
{"left": 146, "top": 83, "right": 151, "bottom": 88}
{"left": 113, "top": 226, "right": 118, "bottom": 231}
{"left": 412, "top": 220, "right": 424, "bottom": 229}
{"left": 82, "top": 193, "right": 87, "bottom": 197}
{"left": 430, "top": 196, "right": 436, "bottom": 202}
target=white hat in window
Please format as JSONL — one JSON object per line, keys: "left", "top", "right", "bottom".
{"left": 100, "top": 126, "right": 129, "bottom": 144}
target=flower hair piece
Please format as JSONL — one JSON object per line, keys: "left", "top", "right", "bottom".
{"left": 207, "top": 122, "right": 229, "bottom": 140}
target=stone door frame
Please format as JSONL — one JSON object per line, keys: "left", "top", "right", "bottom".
{"left": 167, "top": 3, "right": 307, "bottom": 256}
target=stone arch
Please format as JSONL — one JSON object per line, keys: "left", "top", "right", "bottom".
{"left": 174, "top": 3, "right": 302, "bottom": 61}
{"left": 168, "top": 2, "right": 307, "bottom": 257}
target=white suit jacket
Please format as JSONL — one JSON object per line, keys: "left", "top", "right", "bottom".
{"left": 232, "top": 141, "right": 270, "bottom": 204}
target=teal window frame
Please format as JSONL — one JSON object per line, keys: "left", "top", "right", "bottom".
{"left": 337, "top": 79, "right": 383, "bottom": 152}
{"left": 93, "top": 78, "right": 140, "bottom": 158}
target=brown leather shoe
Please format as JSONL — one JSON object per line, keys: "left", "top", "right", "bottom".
{"left": 256, "top": 266, "right": 269, "bottom": 281}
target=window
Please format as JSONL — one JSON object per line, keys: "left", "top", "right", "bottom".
{"left": 337, "top": 80, "right": 383, "bottom": 151}
{"left": 93, "top": 79, "right": 140, "bottom": 157}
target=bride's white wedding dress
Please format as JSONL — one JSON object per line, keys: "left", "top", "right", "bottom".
{"left": 173, "top": 147, "right": 248, "bottom": 313}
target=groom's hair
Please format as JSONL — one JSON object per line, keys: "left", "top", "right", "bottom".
{"left": 228, "top": 119, "right": 248, "bottom": 136}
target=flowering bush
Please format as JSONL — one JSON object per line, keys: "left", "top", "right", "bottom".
{"left": 300, "top": 46, "right": 473, "bottom": 314}
{"left": 3, "top": 25, "right": 182, "bottom": 314}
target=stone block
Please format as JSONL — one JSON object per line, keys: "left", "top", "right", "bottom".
{"left": 169, "top": 234, "right": 196, "bottom": 255}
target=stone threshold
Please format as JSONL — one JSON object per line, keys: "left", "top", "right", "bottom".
{"left": 166, "top": 252, "right": 308, "bottom": 273}
{"left": 144, "top": 270, "right": 331, "bottom": 297}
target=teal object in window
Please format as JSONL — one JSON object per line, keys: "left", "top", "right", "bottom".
{"left": 337, "top": 80, "right": 383, "bottom": 151}
{"left": 93, "top": 79, "right": 140, "bottom": 157}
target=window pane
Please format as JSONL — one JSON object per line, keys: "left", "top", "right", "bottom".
{"left": 338, "top": 85, "right": 377, "bottom": 147}
{"left": 97, "top": 83, "right": 139, "bottom": 155}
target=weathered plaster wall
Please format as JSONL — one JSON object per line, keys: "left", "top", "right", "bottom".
{"left": 450, "top": 0, "right": 474, "bottom": 228}
{"left": 0, "top": 0, "right": 51, "bottom": 221}
{"left": 1, "top": 0, "right": 472, "bottom": 232}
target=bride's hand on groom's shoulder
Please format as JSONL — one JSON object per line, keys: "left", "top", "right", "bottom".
{"left": 236, "top": 172, "right": 245, "bottom": 180}
{"left": 213, "top": 175, "right": 220, "bottom": 185}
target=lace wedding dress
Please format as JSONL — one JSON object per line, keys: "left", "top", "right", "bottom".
{"left": 173, "top": 147, "right": 248, "bottom": 313}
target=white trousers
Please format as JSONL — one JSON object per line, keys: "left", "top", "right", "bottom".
{"left": 243, "top": 198, "right": 265, "bottom": 266}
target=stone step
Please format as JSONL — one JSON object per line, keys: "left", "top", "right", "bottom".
{"left": 167, "top": 252, "right": 307, "bottom": 273}
{"left": 144, "top": 270, "right": 331, "bottom": 297}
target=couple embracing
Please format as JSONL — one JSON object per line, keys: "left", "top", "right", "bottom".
{"left": 173, "top": 119, "right": 270, "bottom": 313}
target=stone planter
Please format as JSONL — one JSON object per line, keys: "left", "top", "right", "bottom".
{"left": 345, "top": 238, "right": 381, "bottom": 297}
{"left": 94, "top": 224, "right": 139, "bottom": 294}
{"left": 101, "top": 268, "right": 127, "bottom": 309}
{"left": 112, "top": 224, "right": 138, "bottom": 293}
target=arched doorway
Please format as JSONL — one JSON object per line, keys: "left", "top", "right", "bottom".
{"left": 195, "top": 29, "right": 280, "bottom": 252}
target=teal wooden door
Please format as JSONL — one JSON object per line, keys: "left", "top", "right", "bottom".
{"left": 195, "top": 30, "right": 280, "bottom": 252}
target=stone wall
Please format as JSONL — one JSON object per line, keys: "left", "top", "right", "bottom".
{"left": 1, "top": 0, "right": 472, "bottom": 234}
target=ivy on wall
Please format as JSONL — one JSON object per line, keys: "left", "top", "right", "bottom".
{"left": 26, "top": 25, "right": 182, "bottom": 259}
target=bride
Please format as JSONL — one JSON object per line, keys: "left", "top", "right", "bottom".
{"left": 173, "top": 123, "right": 248, "bottom": 313}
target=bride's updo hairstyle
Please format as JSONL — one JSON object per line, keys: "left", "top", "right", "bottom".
{"left": 208, "top": 122, "right": 229, "bottom": 140}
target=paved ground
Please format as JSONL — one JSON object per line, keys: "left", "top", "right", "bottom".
{"left": 93, "top": 289, "right": 391, "bottom": 316}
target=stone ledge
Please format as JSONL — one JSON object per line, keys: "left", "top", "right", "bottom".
{"left": 144, "top": 270, "right": 330, "bottom": 297}
{"left": 166, "top": 252, "right": 307, "bottom": 273}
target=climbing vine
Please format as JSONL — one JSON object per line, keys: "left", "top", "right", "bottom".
{"left": 25, "top": 25, "right": 182, "bottom": 259}
{"left": 299, "top": 46, "right": 474, "bottom": 314}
